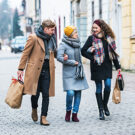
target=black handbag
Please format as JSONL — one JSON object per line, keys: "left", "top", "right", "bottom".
{"left": 117, "top": 71, "right": 124, "bottom": 91}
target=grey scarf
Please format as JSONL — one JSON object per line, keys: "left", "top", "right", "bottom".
{"left": 62, "top": 35, "right": 84, "bottom": 79}
{"left": 36, "top": 26, "right": 57, "bottom": 59}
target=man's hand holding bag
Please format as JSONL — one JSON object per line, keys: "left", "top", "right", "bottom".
{"left": 5, "top": 77, "right": 24, "bottom": 109}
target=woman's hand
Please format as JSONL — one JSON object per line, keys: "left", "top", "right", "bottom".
{"left": 64, "top": 54, "right": 68, "bottom": 61}
{"left": 90, "top": 46, "right": 95, "bottom": 53}
{"left": 75, "top": 61, "right": 79, "bottom": 65}
{"left": 117, "top": 69, "right": 121, "bottom": 73}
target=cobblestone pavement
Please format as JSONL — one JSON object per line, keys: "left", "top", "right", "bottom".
{"left": 0, "top": 51, "right": 135, "bottom": 135}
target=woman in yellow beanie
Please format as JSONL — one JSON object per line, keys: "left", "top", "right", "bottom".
{"left": 57, "top": 26, "right": 89, "bottom": 122}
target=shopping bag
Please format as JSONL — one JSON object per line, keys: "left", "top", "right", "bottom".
{"left": 117, "top": 71, "right": 124, "bottom": 91}
{"left": 5, "top": 77, "right": 24, "bottom": 109}
{"left": 112, "top": 78, "right": 121, "bottom": 104}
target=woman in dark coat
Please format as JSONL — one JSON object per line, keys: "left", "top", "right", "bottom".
{"left": 81, "top": 19, "right": 121, "bottom": 120}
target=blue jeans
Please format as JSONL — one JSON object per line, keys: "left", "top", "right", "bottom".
{"left": 95, "top": 78, "right": 111, "bottom": 93}
{"left": 66, "top": 90, "right": 81, "bottom": 113}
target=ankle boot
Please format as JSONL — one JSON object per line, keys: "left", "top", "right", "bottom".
{"left": 95, "top": 93, "right": 105, "bottom": 120}
{"left": 103, "top": 90, "right": 111, "bottom": 116}
{"left": 72, "top": 113, "right": 79, "bottom": 122}
{"left": 31, "top": 108, "right": 38, "bottom": 122}
{"left": 65, "top": 110, "right": 71, "bottom": 122}
{"left": 40, "top": 116, "right": 50, "bottom": 126}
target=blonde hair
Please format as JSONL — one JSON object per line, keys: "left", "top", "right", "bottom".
{"left": 42, "top": 19, "right": 56, "bottom": 29}
{"left": 70, "top": 29, "right": 77, "bottom": 38}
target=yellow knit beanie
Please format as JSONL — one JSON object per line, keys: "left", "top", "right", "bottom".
{"left": 64, "top": 26, "right": 76, "bottom": 37}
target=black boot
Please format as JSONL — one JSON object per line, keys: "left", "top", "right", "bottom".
{"left": 95, "top": 93, "right": 105, "bottom": 120}
{"left": 103, "top": 90, "right": 111, "bottom": 116}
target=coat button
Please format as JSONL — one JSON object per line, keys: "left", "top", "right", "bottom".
{"left": 38, "top": 68, "right": 40, "bottom": 70}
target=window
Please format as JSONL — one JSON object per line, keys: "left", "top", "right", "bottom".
{"left": 35, "top": 0, "right": 41, "bottom": 16}
{"left": 99, "top": 0, "right": 102, "bottom": 18}
{"left": 92, "top": 1, "right": 94, "bottom": 23}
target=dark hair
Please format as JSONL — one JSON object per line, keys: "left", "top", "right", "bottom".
{"left": 92, "top": 19, "right": 115, "bottom": 39}
{"left": 42, "top": 19, "right": 56, "bottom": 29}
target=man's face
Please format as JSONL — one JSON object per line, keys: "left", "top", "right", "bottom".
{"left": 44, "top": 27, "right": 55, "bottom": 36}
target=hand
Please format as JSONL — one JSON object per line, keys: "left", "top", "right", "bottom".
{"left": 117, "top": 69, "right": 121, "bottom": 73}
{"left": 90, "top": 46, "right": 95, "bottom": 53}
{"left": 75, "top": 61, "right": 79, "bottom": 65}
{"left": 17, "top": 70, "right": 24, "bottom": 81}
{"left": 64, "top": 54, "right": 68, "bottom": 61}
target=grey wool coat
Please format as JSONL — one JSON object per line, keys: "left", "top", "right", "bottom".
{"left": 57, "top": 39, "right": 89, "bottom": 91}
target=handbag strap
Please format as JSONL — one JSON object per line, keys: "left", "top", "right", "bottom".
{"left": 117, "top": 71, "right": 122, "bottom": 78}
{"left": 117, "top": 71, "right": 125, "bottom": 90}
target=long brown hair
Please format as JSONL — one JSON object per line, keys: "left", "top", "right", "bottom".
{"left": 92, "top": 19, "right": 115, "bottom": 39}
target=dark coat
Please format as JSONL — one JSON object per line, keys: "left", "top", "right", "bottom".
{"left": 81, "top": 36, "right": 121, "bottom": 81}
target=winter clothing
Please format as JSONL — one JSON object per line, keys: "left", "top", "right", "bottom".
{"left": 64, "top": 26, "right": 76, "bottom": 37}
{"left": 57, "top": 32, "right": 89, "bottom": 122}
{"left": 72, "top": 113, "right": 79, "bottom": 122}
{"left": 40, "top": 116, "right": 50, "bottom": 126}
{"left": 95, "top": 78, "right": 111, "bottom": 93}
{"left": 62, "top": 35, "right": 85, "bottom": 79}
{"left": 18, "top": 34, "right": 55, "bottom": 96}
{"left": 103, "top": 90, "right": 111, "bottom": 116}
{"left": 57, "top": 34, "right": 89, "bottom": 91}
{"left": 95, "top": 93, "right": 105, "bottom": 120}
{"left": 95, "top": 78, "right": 111, "bottom": 116}
{"left": 31, "top": 60, "right": 50, "bottom": 116}
{"left": 82, "top": 33, "right": 121, "bottom": 120}
{"left": 18, "top": 24, "right": 56, "bottom": 125}
{"left": 66, "top": 90, "right": 81, "bottom": 113}
{"left": 36, "top": 26, "right": 57, "bottom": 60}
{"left": 31, "top": 108, "right": 38, "bottom": 122}
{"left": 65, "top": 110, "right": 71, "bottom": 122}
{"left": 81, "top": 35, "right": 121, "bottom": 81}
{"left": 91, "top": 35, "right": 117, "bottom": 65}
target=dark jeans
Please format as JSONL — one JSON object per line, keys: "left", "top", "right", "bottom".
{"left": 31, "top": 60, "right": 50, "bottom": 116}
{"left": 95, "top": 78, "right": 111, "bottom": 93}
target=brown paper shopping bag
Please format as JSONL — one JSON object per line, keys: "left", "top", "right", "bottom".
{"left": 112, "top": 78, "right": 121, "bottom": 104}
{"left": 5, "top": 77, "right": 24, "bottom": 109}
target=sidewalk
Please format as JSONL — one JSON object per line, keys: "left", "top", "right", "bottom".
{"left": 0, "top": 54, "right": 135, "bottom": 135}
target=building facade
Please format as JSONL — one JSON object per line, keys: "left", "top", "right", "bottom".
{"left": 20, "top": 0, "right": 41, "bottom": 36}
{"left": 70, "top": 0, "right": 87, "bottom": 46}
{"left": 41, "top": 0, "right": 70, "bottom": 43}
{"left": 120, "top": 0, "right": 135, "bottom": 69}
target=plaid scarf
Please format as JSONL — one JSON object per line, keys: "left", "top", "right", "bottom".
{"left": 92, "top": 35, "right": 117, "bottom": 65}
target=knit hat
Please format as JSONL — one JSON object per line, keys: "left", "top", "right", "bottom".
{"left": 93, "top": 20, "right": 102, "bottom": 27}
{"left": 64, "top": 26, "right": 76, "bottom": 37}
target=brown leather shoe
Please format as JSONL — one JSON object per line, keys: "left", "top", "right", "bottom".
{"left": 31, "top": 108, "right": 38, "bottom": 122}
{"left": 40, "top": 116, "right": 50, "bottom": 126}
